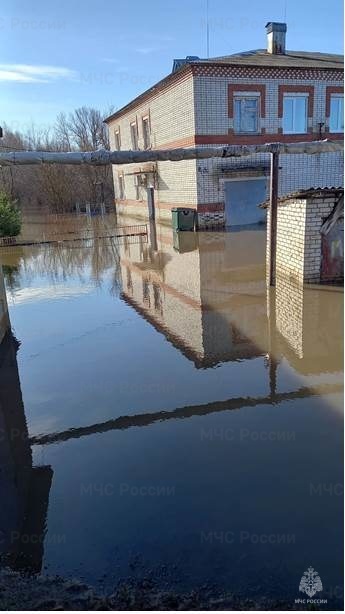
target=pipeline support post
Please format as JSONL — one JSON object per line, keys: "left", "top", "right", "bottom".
{"left": 269, "top": 151, "right": 279, "bottom": 286}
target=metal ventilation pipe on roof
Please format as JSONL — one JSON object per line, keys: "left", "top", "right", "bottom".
{"left": 266, "top": 22, "right": 287, "bottom": 54}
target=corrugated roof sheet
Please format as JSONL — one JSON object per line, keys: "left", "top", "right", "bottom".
{"left": 260, "top": 187, "right": 344, "bottom": 208}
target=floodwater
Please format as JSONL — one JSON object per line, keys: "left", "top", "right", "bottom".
{"left": 0, "top": 213, "right": 343, "bottom": 606}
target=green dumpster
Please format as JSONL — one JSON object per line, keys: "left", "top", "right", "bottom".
{"left": 173, "top": 230, "right": 198, "bottom": 253}
{"left": 171, "top": 207, "right": 195, "bottom": 231}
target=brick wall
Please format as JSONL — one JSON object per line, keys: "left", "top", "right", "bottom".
{"left": 270, "top": 193, "right": 341, "bottom": 285}
{"left": 193, "top": 72, "right": 343, "bottom": 227}
{"left": 107, "top": 74, "right": 198, "bottom": 222}
{"left": 274, "top": 198, "right": 307, "bottom": 283}
{"left": 106, "top": 63, "right": 343, "bottom": 228}
{"left": 193, "top": 72, "right": 343, "bottom": 136}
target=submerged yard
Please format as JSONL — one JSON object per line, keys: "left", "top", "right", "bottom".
{"left": 0, "top": 213, "right": 343, "bottom": 608}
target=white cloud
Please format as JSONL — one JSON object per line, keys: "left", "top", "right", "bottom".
{"left": 0, "top": 63, "right": 77, "bottom": 83}
{"left": 135, "top": 46, "right": 158, "bottom": 55}
{"left": 10, "top": 284, "right": 93, "bottom": 305}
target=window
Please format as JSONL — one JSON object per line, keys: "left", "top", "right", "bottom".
{"left": 114, "top": 129, "right": 121, "bottom": 151}
{"left": 118, "top": 175, "right": 125, "bottom": 200}
{"left": 130, "top": 121, "right": 138, "bottom": 149}
{"left": 234, "top": 96, "right": 259, "bottom": 133}
{"left": 283, "top": 95, "right": 308, "bottom": 134}
{"left": 330, "top": 95, "right": 344, "bottom": 132}
{"left": 142, "top": 116, "right": 151, "bottom": 149}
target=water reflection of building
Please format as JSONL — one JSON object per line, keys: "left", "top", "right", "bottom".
{"left": 119, "top": 223, "right": 268, "bottom": 367}
{"left": 118, "top": 220, "right": 343, "bottom": 380}
{"left": 0, "top": 269, "right": 53, "bottom": 573}
{"left": 275, "top": 274, "right": 343, "bottom": 374}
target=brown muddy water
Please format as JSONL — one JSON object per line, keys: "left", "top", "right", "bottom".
{"left": 0, "top": 213, "right": 343, "bottom": 607}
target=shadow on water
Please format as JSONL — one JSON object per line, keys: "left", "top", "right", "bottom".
{"left": 0, "top": 214, "right": 343, "bottom": 604}
{"left": 0, "top": 331, "right": 53, "bottom": 574}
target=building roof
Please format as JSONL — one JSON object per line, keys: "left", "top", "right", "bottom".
{"left": 104, "top": 49, "right": 343, "bottom": 124}
{"left": 204, "top": 49, "right": 343, "bottom": 70}
{"left": 260, "top": 187, "right": 344, "bottom": 208}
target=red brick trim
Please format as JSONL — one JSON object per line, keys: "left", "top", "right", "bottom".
{"left": 115, "top": 199, "right": 224, "bottom": 214}
{"left": 115, "top": 199, "right": 197, "bottom": 211}
{"left": 278, "top": 85, "right": 314, "bottom": 118}
{"left": 116, "top": 130, "right": 343, "bottom": 152}
{"left": 192, "top": 64, "right": 343, "bottom": 82}
{"left": 325, "top": 86, "right": 344, "bottom": 116}
{"left": 198, "top": 203, "right": 224, "bottom": 212}
{"left": 194, "top": 132, "right": 343, "bottom": 145}
{"left": 228, "top": 83, "right": 266, "bottom": 118}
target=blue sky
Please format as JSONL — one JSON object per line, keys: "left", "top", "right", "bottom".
{"left": 1, "top": 0, "right": 343, "bottom": 132}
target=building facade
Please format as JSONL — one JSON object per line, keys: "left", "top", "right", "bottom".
{"left": 105, "top": 22, "right": 344, "bottom": 228}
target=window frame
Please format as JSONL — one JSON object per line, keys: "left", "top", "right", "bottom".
{"left": 142, "top": 115, "right": 151, "bottom": 149}
{"left": 282, "top": 94, "right": 308, "bottom": 135}
{"left": 134, "top": 175, "right": 140, "bottom": 200}
{"left": 118, "top": 174, "right": 125, "bottom": 200}
{"left": 329, "top": 94, "right": 344, "bottom": 133}
{"left": 114, "top": 128, "right": 121, "bottom": 151}
{"left": 130, "top": 120, "right": 138, "bottom": 150}
{"left": 233, "top": 94, "right": 260, "bottom": 134}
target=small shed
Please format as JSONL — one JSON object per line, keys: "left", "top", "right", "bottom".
{"left": 265, "top": 188, "right": 344, "bottom": 284}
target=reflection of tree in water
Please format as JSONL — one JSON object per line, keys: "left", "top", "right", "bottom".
{"left": 1, "top": 236, "right": 123, "bottom": 297}
{"left": 1, "top": 264, "right": 22, "bottom": 292}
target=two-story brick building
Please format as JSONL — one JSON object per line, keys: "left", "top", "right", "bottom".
{"left": 105, "top": 22, "right": 344, "bottom": 228}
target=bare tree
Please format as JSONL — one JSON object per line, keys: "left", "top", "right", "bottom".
{"left": 0, "top": 107, "right": 114, "bottom": 212}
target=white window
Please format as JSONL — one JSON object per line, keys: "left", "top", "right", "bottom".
{"left": 234, "top": 96, "right": 259, "bottom": 133}
{"left": 130, "top": 121, "right": 138, "bottom": 149}
{"left": 114, "top": 129, "right": 121, "bottom": 151}
{"left": 329, "top": 95, "right": 344, "bottom": 133}
{"left": 142, "top": 116, "right": 151, "bottom": 149}
{"left": 283, "top": 95, "right": 308, "bottom": 134}
{"left": 118, "top": 175, "right": 125, "bottom": 200}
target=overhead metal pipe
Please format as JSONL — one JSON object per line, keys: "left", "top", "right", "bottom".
{"left": 0, "top": 139, "right": 342, "bottom": 166}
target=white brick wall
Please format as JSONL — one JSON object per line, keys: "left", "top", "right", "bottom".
{"left": 194, "top": 74, "right": 343, "bottom": 211}
{"left": 108, "top": 75, "right": 198, "bottom": 220}
{"left": 275, "top": 198, "right": 307, "bottom": 283}
{"left": 270, "top": 194, "right": 340, "bottom": 284}
{"left": 107, "top": 65, "right": 343, "bottom": 227}
{"left": 194, "top": 75, "right": 343, "bottom": 134}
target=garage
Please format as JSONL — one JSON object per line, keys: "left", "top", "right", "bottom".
{"left": 224, "top": 177, "right": 267, "bottom": 227}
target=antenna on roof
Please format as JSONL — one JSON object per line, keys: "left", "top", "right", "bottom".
{"left": 283, "top": 0, "right": 287, "bottom": 22}
{"left": 206, "top": 0, "right": 210, "bottom": 58}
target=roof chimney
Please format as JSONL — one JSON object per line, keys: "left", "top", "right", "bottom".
{"left": 265, "top": 22, "right": 287, "bottom": 54}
